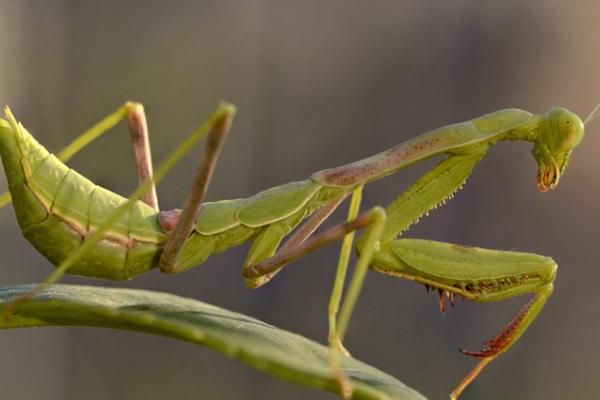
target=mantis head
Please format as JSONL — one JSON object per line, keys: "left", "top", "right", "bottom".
{"left": 532, "top": 107, "right": 587, "bottom": 192}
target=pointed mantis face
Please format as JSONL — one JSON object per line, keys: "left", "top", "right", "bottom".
{"left": 533, "top": 107, "right": 584, "bottom": 192}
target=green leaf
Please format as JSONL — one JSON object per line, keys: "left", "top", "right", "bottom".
{"left": 0, "top": 284, "right": 426, "bottom": 400}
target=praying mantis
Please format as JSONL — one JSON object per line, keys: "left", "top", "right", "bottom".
{"left": 0, "top": 101, "right": 595, "bottom": 399}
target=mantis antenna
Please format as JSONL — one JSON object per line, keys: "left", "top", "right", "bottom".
{"left": 584, "top": 103, "right": 600, "bottom": 125}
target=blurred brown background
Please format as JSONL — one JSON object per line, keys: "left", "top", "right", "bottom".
{"left": 1, "top": 1, "right": 599, "bottom": 399}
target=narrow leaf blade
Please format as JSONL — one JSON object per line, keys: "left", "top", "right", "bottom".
{"left": 0, "top": 285, "right": 426, "bottom": 400}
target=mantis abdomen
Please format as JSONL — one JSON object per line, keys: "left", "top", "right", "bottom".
{"left": 0, "top": 120, "right": 167, "bottom": 279}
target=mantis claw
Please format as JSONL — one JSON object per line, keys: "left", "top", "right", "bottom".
{"left": 458, "top": 296, "right": 535, "bottom": 359}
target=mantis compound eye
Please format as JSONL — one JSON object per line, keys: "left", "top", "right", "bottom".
{"left": 558, "top": 116, "right": 584, "bottom": 151}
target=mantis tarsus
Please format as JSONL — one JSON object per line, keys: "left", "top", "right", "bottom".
{"left": 0, "top": 101, "right": 596, "bottom": 399}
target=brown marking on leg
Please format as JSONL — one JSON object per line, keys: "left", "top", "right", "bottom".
{"left": 160, "top": 111, "right": 235, "bottom": 273}
{"left": 126, "top": 102, "right": 159, "bottom": 210}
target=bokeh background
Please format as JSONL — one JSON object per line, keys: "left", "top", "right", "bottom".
{"left": 1, "top": 1, "right": 599, "bottom": 399}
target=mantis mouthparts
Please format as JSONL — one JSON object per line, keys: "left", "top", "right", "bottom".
{"left": 537, "top": 161, "right": 561, "bottom": 192}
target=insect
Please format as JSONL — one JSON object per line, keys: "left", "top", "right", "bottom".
{"left": 0, "top": 102, "right": 596, "bottom": 399}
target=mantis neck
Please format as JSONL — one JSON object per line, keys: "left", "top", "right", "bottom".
{"left": 499, "top": 114, "right": 542, "bottom": 143}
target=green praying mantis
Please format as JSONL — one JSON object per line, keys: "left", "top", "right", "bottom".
{"left": 0, "top": 101, "right": 597, "bottom": 399}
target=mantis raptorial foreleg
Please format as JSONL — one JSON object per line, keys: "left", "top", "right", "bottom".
{"left": 369, "top": 149, "right": 556, "bottom": 398}
{"left": 373, "top": 239, "right": 555, "bottom": 400}
{"left": 377, "top": 148, "right": 488, "bottom": 243}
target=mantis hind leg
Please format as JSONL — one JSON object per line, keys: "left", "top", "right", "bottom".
{"left": 0, "top": 102, "right": 159, "bottom": 209}
{"left": 372, "top": 238, "right": 557, "bottom": 399}
{"left": 159, "top": 107, "right": 235, "bottom": 272}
